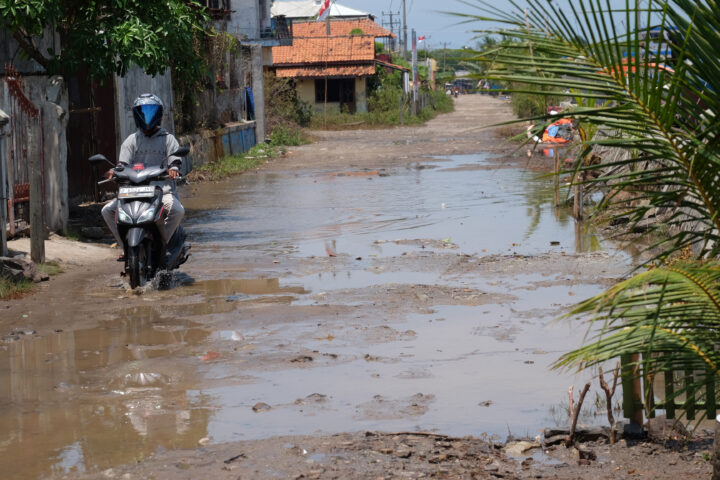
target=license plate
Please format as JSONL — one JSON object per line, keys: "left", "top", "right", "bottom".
{"left": 118, "top": 186, "right": 155, "bottom": 198}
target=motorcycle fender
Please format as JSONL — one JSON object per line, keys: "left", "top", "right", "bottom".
{"left": 125, "top": 228, "right": 145, "bottom": 248}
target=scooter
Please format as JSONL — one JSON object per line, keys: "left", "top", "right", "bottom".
{"left": 89, "top": 147, "right": 191, "bottom": 289}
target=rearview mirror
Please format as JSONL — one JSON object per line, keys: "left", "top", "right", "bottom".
{"left": 89, "top": 154, "right": 113, "bottom": 166}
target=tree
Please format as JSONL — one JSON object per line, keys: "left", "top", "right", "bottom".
{"left": 455, "top": 0, "right": 720, "bottom": 415}
{"left": 0, "top": 0, "right": 208, "bottom": 81}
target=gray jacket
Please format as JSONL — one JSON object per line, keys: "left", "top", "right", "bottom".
{"left": 118, "top": 128, "right": 181, "bottom": 194}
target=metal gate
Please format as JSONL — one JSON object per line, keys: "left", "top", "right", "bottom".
{"left": 4, "top": 64, "right": 44, "bottom": 236}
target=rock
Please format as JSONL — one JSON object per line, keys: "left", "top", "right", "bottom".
{"left": 428, "top": 453, "right": 448, "bottom": 463}
{"left": 543, "top": 434, "right": 567, "bottom": 446}
{"left": 81, "top": 226, "right": 106, "bottom": 239}
{"left": 504, "top": 441, "right": 540, "bottom": 456}
{"left": 619, "top": 420, "right": 645, "bottom": 439}
{"left": 252, "top": 402, "right": 272, "bottom": 412}
{"left": 0, "top": 256, "right": 46, "bottom": 282}
{"left": 394, "top": 445, "right": 412, "bottom": 458}
{"left": 577, "top": 446, "right": 596, "bottom": 461}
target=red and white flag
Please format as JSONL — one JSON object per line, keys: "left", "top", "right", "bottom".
{"left": 418, "top": 35, "right": 426, "bottom": 42}
{"left": 317, "top": 0, "right": 331, "bottom": 21}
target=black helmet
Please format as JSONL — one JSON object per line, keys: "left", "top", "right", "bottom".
{"left": 132, "top": 93, "right": 164, "bottom": 132}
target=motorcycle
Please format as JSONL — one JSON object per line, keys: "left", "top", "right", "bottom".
{"left": 89, "top": 147, "right": 191, "bottom": 289}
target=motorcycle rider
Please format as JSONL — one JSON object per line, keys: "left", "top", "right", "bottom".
{"left": 101, "top": 93, "right": 185, "bottom": 259}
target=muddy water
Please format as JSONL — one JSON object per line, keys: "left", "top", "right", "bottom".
{"left": 0, "top": 153, "right": 630, "bottom": 478}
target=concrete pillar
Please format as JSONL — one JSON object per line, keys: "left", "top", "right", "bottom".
{"left": 250, "top": 44, "right": 265, "bottom": 142}
{"left": 0, "top": 108, "right": 8, "bottom": 256}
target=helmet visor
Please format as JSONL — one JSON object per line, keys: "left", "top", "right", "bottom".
{"left": 137, "top": 104, "right": 161, "bottom": 128}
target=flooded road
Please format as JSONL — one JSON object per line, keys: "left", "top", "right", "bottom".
{"left": 0, "top": 96, "right": 632, "bottom": 479}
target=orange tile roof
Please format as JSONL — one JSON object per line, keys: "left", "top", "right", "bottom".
{"left": 276, "top": 64, "right": 376, "bottom": 78}
{"left": 273, "top": 35, "right": 376, "bottom": 64}
{"left": 291, "top": 18, "right": 394, "bottom": 38}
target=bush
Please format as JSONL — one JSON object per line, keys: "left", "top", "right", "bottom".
{"left": 511, "top": 91, "right": 546, "bottom": 118}
{"left": 268, "top": 124, "right": 307, "bottom": 146}
{"left": 264, "top": 72, "right": 312, "bottom": 135}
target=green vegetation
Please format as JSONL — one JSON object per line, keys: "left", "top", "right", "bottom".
{"left": 0, "top": 0, "right": 208, "bottom": 80}
{"left": 268, "top": 124, "right": 307, "bottom": 147}
{"left": 37, "top": 261, "right": 62, "bottom": 276}
{"left": 187, "top": 144, "right": 277, "bottom": 181}
{"left": 264, "top": 72, "right": 312, "bottom": 134}
{"left": 461, "top": 0, "right": 720, "bottom": 418}
{"left": 310, "top": 90, "right": 453, "bottom": 129}
{"left": 0, "top": 277, "right": 33, "bottom": 300}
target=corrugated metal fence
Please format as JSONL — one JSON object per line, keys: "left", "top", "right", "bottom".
{"left": 3, "top": 64, "right": 44, "bottom": 236}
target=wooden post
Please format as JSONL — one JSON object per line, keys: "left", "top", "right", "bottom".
{"left": 685, "top": 369, "right": 696, "bottom": 420}
{"left": 664, "top": 369, "right": 676, "bottom": 419}
{"left": 28, "top": 115, "right": 44, "bottom": 264}
{"left": 708, "top": 368, "right": 717, "bottom": 419}
{"left": 713, "top": 415, "right": 720, "bottom": 480}
{"left": 573, "top": 181, "right": 583, "bottom": 220}
{"left": 554, "top": 150, "right": 560, "bottom": 207}
{"left": 621, "top": 354, "right": 644, "bottom": 426}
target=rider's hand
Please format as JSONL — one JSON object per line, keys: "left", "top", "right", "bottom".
{"left": 104, "top": 169, "right": 114, "bottom": 179}
{"left": 168, "top": 169, "right": 180, "bottom": 180}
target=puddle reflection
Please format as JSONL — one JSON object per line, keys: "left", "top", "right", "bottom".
{"left": 0, "top": 315, "right": 212, "bottom": 478}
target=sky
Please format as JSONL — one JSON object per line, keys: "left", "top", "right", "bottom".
{"left": 338, "top": 0, "right": 487, "bottom": 49}
{"left": 333, "top": 0, "right": 646, "bottom": 50}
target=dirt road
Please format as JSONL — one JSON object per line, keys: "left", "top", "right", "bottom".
{"left": 0, "top": 95, "right": 712, "bottom": 479}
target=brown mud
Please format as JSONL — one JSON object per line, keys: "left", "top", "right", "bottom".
{"left": 0, "top": 95, "right": 712, "bottom": 479}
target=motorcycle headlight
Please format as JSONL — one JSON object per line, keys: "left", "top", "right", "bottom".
{"left": 137, "top": 207, "right": 156, "bottom": 223}
{"left": 118, "top": 209, "right": 132, "bottom": 224}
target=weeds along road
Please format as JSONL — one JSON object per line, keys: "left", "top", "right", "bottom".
{"left": 0, "top": 95, "right": 649, "bottom": 480}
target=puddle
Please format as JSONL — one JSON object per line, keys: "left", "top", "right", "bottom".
{"left": 0, "top": 151, "right": 633, "bottom": 477}
{"left": 0, "top": 314, "right": 214, "bottom": 478}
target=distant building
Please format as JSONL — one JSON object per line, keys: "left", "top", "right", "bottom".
{"left": 271, "top": 0, "right": 372, "bottom": 20}
{"left": 272, "top": 19, "right": 406, "bottom": 114}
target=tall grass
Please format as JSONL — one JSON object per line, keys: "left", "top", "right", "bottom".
{"left": 0, "top": 277, "right": 33, "bottom": 299}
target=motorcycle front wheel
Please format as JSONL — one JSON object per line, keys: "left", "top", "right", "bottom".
{"left": 127, "top": 244, "right": 147, "bottom": 289}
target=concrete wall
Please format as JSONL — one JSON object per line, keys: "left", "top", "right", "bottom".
{"left": 296, "top": 78, "right": 368, "bottom": 113}
{"left": 0, "top": 76, "right": 69, "bottom": 232}
{"left": 114, "top": 66, "right": 175, "bottom": 156}
{"left": 178, "top": 122, "right": 256, "bottom": 171}
{"left": 227, "top": 0, "right": 271, "bottom": 39}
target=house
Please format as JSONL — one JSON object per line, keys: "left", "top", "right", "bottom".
{"left": 271, "top": 0, "right": 372, "bottom": 20}
{"left": 272, "top": 19, "right": 404, "bottom": 114}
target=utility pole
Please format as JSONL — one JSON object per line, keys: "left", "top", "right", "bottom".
{"left": 324, "top": 12, "right": 330, "bottom": 129}
{"left": 402, "top": 0, "right": 407, "bottom": 59}
{"left": 0, "top": 109, "right": 8, "bottom": 257}
{"left": 411, "top": 29, "right": 418, "bottom": 115}
{"left": 442, "top": 42, "right": 447, "bottom": 72}
{"left": 382, "top": 11, "right": 400, "bottom": 52}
